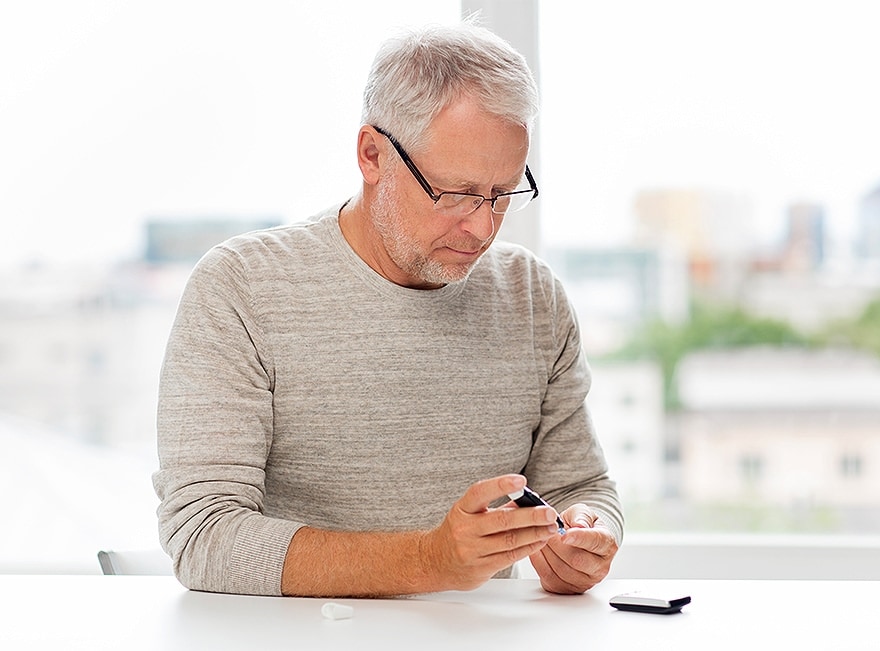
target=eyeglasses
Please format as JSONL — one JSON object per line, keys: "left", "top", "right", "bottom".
{"left": 373, "top": 125, "right": 539, "bottom": 217}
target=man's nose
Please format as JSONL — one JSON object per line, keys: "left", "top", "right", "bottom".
{"left": 460, "top": 200, "right": 496, "bottom": 242}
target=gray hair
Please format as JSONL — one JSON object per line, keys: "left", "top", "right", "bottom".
{"left": 361, "top": 21, "right": 539, "bottom": 153}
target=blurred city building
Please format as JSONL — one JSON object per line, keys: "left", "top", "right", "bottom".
{"left": 544, "top": 245, "right": 689, "bottom": 355}
{"left": 0, "top": 264, "right": 181, "bottom": 452}
{"left": 145, "top": 216, "right": 283, "bottom": 264}
{"left": 587, "top": 360, "right": 665, "bottom": 503}
{"left": 857, "top": 183, "right": 880, "bottom": 260}
{"left": 632, "top": 188, "right": 754, "bottom": 298}
{"left": 0, "top": 217, "right": 281, "bottom": 453}
{"left": 780, "top": 202, "right": 826, "bottom": 273}
{"left": 742, "top": 199, "right": 878, "bottom": 332}
{"left": 674, "top": 347, "right": 880, "bottom": 518}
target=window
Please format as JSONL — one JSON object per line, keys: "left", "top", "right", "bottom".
{"left": 2, "top": 1, "right": 878, "bottom": 574}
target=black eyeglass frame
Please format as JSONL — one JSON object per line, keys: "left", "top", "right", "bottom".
{"left": 372, "top": 125, "right": 539, "bottom": 215}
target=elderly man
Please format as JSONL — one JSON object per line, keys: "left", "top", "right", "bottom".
{"left": 154, "top": 21, "right": 623, "bottom": 598}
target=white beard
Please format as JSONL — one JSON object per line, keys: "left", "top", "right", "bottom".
{"left": 371, "top": 172, "right": 487, "bottom": 286}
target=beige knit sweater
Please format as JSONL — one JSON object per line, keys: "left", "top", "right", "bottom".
{"left": 153, "top": 205, "right": 623, "bottom": 595}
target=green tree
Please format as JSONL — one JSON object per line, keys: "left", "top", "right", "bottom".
{"left": 818, "top": 298, "right": 880, "bottom": 357}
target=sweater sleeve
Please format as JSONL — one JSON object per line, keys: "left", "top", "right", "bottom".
{"left": 521, "top": 274, "right": 625, "bottom": 544}
{"left": 152, "top": 245, "right": 301, "bottom": 595}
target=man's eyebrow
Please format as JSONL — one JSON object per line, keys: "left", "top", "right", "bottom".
{"left": 494, "top": 170, "right": 529, "bottom": 193}
{"left": 436, "top": 170, "right": 526, "bottom": 194}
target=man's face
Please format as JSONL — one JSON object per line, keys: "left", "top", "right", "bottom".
{"left": 370, "top": 98, "right": 530, "bottom": 289}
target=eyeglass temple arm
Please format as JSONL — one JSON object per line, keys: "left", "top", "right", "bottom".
{"left": 525, "top": 166, "right": 539, "bottom": 200}
{"left": 372, "top": 125, "right": 442, "bottom": 201}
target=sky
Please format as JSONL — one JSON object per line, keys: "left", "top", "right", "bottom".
{"left": 539, "top": 0, "right": 880, "bottom": 252}
{"left": 1, "top": 1, "right": 879, "bottom": 267}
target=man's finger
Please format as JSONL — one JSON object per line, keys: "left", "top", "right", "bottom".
{"left": 457, "top": 474, "right": 526, "bottom": 514}
{"left": 562, "top": 523, "right": 618, "bottom": 556}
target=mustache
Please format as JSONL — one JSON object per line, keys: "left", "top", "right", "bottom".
{"left": 440, "top": 237, "right": 490, "bottom": 253}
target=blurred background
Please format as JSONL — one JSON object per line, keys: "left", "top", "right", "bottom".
{"left": 2, "top": 0, "right": 878, "bottom": 572}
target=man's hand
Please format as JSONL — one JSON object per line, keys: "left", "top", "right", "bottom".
{"left": 422, "top": 474, "right": 562, "bottom": 591}
{"left": 528, "top": 503, "right": 619, "bottom": 594}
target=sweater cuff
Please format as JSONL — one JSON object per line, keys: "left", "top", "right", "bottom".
{"left": 592, "top": 507, "right": 624, "bottom": 545}
{"left": 228, "top": 515, "right": 303, "bottom": 596}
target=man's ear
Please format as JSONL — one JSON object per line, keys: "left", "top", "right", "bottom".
{"left": 356, "top": 126, "right": 383, "bottom": 185}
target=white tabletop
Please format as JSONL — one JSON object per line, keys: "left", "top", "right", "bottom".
{"left": 1, "top": 575, "right": 876, "bottom": 650}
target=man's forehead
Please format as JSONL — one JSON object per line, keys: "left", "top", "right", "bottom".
{"left": 421, "top": 115, "right": 529, "bottom": 187}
